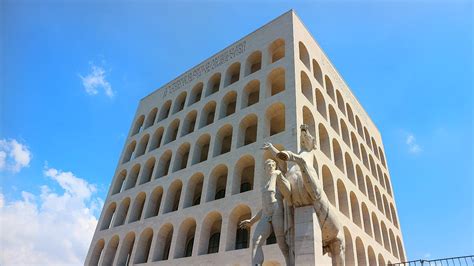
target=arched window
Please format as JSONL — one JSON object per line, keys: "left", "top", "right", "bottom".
{"left": 158, "top": 100, "right": 172, "bottom": 122}
{"left": 89, "top": 239, "right": 105, "bottom": 266}
{"left": 301, "top": 71, "right": 313, "bottom": 104}
{"left": 181, "top": 110, "right": 197, "bottom": 136}
{"left": 131, "top": 115, "right": 145, "bottom": 136}
{"left": 343, "top": 228, "right": 355, "bottom": 265}
{"left": 375, "top": 186, "right": 384, "bottom": 213}
{"left": 379, "top": 147, "right": 387, "bottom": 168}
{"left": 152, "top": 224, "right": 173, "bottom": 261}
{"left": 155, "top": 150, "right": 172, "bottom": 178}
{"left": 351, "top": 132, "right": 361, "bottom": 159}
{"left": 362, "top": 203, "right": 372, "bottom": 236}
{"left": 361, "top": 144, "right": 369, "bottom": 169}
{"left": 377, "top": 165, "right": 385, "bottom": 189}
{"left": 164, "top": 180, "right": 182, "bottom": 213}
{"left": 232, "top": 155, "right": 255, "bottom": 194}
{"left": 302, "top": 106, "right": 316, "bottom": 138}
{"left": 173, "top": 142, "right": 190, "bottom": 172}
{"left": 322, "top": 166, "right": 336, "bottom": 206}
{"left": 268, "top": 38, "right": 285, "bottom": 63}
{"left": 372, "top": 138, "right": 380, "bottom": 159}
{"left": 124, "top": 164, "right": 140, "bottom": 190}
{"left": 337, "top": 179, "right": 350, "bottom": 218}
{"left": 350, "top": 192, "right": 362, "bottom": 228}
{"left": 369, "top": 156, "right": 377, "bottom": 181}
{"left": 135, "top": 134, "right": 150, "bottom": 158}
{"left": 134, "top": 228, "right": 153, "bottom": 264}
{"left": 111, "top": 170, "right": 127, "bottom": 195}
{"left": 224, "top": 62, "right": 241, "bottom": 87}
{"left": 100, "top": 202, "right": 116, "bottom": 230}
{"left": 390, "top": 203, "right": 399, "bottom": 228}
{"left": 206, "top": 73, "right": 221, "bottom": 96}
{"left": 102, "top": 236, "right": 119, "bottom": 265}
{"left": 245, "top": 51, "right": 262, "bottom": 76}
{"left": 145, "top": 186, "right": 163, "bottom": 218}
{"left": 226, "top": 204, "right": 251, "bottom": 251}
{"left": 206, "top": 164, "right": 228, "bottom": 202}
{"left": 341, "top": 120, "right": 350, "bottom": 147}
{"left": 313, "top": 59, "right": 323, "bottom": 85}
{"left": 384, "top": 173, "right": 393, "bottom": 197}
{"left": 164, "top": 119, "right": 180, "bottom": 144}
{"left": 333, "top": 139, "right": 344, "bottom": 172}
{"left": 346, "top": 103, "right": 355, "bottom": 127}
{"left": 241, "top": 80, "right": 260, "bottom": 108}
{"left": 174, "top": 218, "right": 196, "bottom": 258}
{"left": 372, "top": 212, "right": 382, "bottom": 245}
{"left": 192, "top": 134, "right": 211, "bottom": 164}
{"left": 315, "top": 88, "right": 327, "bottom": 120}
{"left": 355, "top": 237, "right": 366, "bottom": 266}
{"left": 122, "top": 141, "right": 136, "bottom": 164}
{"left": 199, "top": 101, "right": 216, "bottom": 128}
{"left": 397, "top": 236, "right": 406, "bottom": 262}
{"left": 184, "top": 173, "right": 204, "bottom": 208}
{"left": 378, "top": 254, "right": 386, "bottom": 266}
{"left": 329, "top": 105, "right": 339, "bottom": 133}
{"left": 267, "top": 68, "right": 285, "bottom": 97}
{"left": 213, "top": 124, "right": 233, "bottom": 156}
{"left": 144, "top": 108, "right": 158, "bottom": 128}
{"left": 238, "top": 114, "right": 258, "bottom": 147}
{"left": 383, "top": 195, "right": 391, "bottom": 222}
{"left": 324, "top": 75, "right": 335, "bottom": 101}
{"left": 219, "top": 91, "right": 237, "bottom": 119}
{"left": 116, "top": 232, "right": 135, "bottom": 265}
{"left": 198, "top": 212, "right": 222, "bottom": 255}
{"left": 389, "top": 229, "right": 399, "bottom": 259}
{"left": 318, "top": 124, "right": 331, "bottom": 159}
{"left": 345, "top": 153, "right": 356, "bottom": 185}
{"left": 364, "top": 127, "right": 372, "bottom": 150}
{"left": 149, "top": 127, "right": 164, "bottom": 151}
{"left": 381, "top": 222, "right": 390, "bottom": 252}
{"left": 265, "top": 102, "right": 286, "bottom": 136}
{"left": 112, "top": 198, "right": 130, "bottom": 227}
{"left": 189, "top": 82, "right": 203, "bottom": 106}
{"left": 298, "top": 42, "right": 311, "bottom": 70}
{"left": 366, "top": 176, "right": 375, "bottom": 204}
{"left": 355, "top": 115, "right": 364, "bottom": 138}
{"left": 139, "top": 157, "right": 155, "bottom": 184}
{"left": 368, "top": 246, "right": 377, "bottom": 266}
{"left": 128, "top": 192, "right": 146, "bottom": 223}
{"left": 356, "top": 165, "right": 366, "bottom": 195}
{"left": 336, "top": 90, "right": 346, "bottom": 115}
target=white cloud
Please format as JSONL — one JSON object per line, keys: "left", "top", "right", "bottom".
{"left": 0, "top": 167, "right": 102, "bottom": 265}
{"left": 0, "top": 139, "right": 32, "bottom": 173}
{"left": 79, "top": 63, "right": 114, "bottom": 98}
{"left": 406, "top": 133, "right": 422, "bottom": 154}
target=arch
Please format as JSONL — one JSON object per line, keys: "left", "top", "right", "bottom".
{"left": 366, "top": 176, "right": 375, "bottom": 204}
{"left": 112, "top": 197, "right": 130, "bottom": 227}
{"left": 174, "top": 218, "right": 197, "bottom": 258}
{"left": 122, "top": 141, "right": 136, "bottom": 164}
{"left": 192, "top": 134, "right": 211, "bottom": 164}
{"left": 390, "top": 203, "right": 399, "bottom": 228}
{"left": 329, "top": 105, "right": 339, "bottom": 133}
{"left": 267, "top": 67, "right": 285, "bottom": 97}
{"left": 128, "top": 192, "right": 146, "bottom": 223}
{"left": 245, "top": 50, "right": 262, "bottom": 76}
{"left": 149, "top": 127, "right": 164, "bottom": 151}
{"left": 213, "top": 124, "right": 233, "bottom": 156}
{"left": 355, "top": 115, "right": 363, "bottom": 138}
{"left": 389, "top": 229, "right": 399, "bottom": 259}
{"left": 315, "top": 88, "right": 327, "bottom": 120}
{"left": 206, "top": 73, "right": 221, "bottom": 96}
{"left": 226, "top": 204, "right": 252, "bottom": 250}
{"left": 268, "top": 38, "right": 285, "bottom": 63}
{"left": 89, "top": 239, "right": 105, "bottom": 266}
{"left": 372, "top": 138, "right": 380, "bottom": 159}
{"left": 364, "top": 127, "right": 372, "bottom": 150}
{"left": 351, "top": 132, "right": 361, "bottom": 159}
{"left": 139, "top": 157, "right": 155, "bottom": 184}
{"left": 397, "top": 236, "right": 406, "bottom": 261}
{"left": 336, "top": 90, "right": 346, "bottom": 115}
{"left": 219, "top": 91, "right": 237, "bottom": 119}
{"left": 102, "top": 235, "right": 119, "bottom": 265}
{"left": 298, "top": 42, "right": 311, "bottom": 70}
{"left": 134, "top": 228, "right": 154, "bottom": 264}
{"left": 152, "top": 223, "right": 173, "bottom": 261}
{"left": 346, "top": 103, "right": 355, "bottom": 127}
{"left": 181, "top": 110, "right": 197, "bottom": 136}
{"left": 135, "top": 134, "right": 150, "bottom": 158}
{"left": 318, "top": 124, "right": 331, "bottom": 158}
{"left": 368, "top": 246, "right": 377, "bottom": 266}
{"left": 116, "top": 232, "right": 135, "bottom": 265}
{"left": 164, "top": 180, "right": 183, "bottom": 213}
{"left": 313, "top": 59, "right": 323, "bottom": 85}
{"left": 341, "top": 120, "right": 350, "bottom": 147}
{"left": 199, "top": 101, "right": 216, "bottom": 128}
{"left": 332, "top": 139, "right": 344, "bottom": 172}
{"left": 372, "top": 212, "right": 382, "bottom": 245}
{"left": 164, "top": 119, "right": 180, "bottom": 144}
{"left": 301, "top": 71, "right": 313, "bottom": 104}
{"left": 173, "top": 142, "right": 190, "bottom": 172}
{"left": 184, "top": 172, "right": 204, "bottom": 208}
{"left": 362, "top": 202, "right": 372, "bottom": 236}
{"left": 385, "top": 174, "right": 393, "bottom": 196}
{"left": 238, "top": 113, "right": 258, "bottom": 147}
{"left": 232, "top": 155, "right": 255, "bottom": 194}
{"left": 350, "top": 192, "right": 362, "bottom": 228}
{"left": 198, "top": 211, "right": 223, "bottom": 255}
{"left": 383, "top": 195, "right": 391, "bottom": 222}
{"left": 206, "top": 164, "right": 228, "bottom": 202}
{"left": 356, "top": 165, "right": 366, "bottom": 195}
{"left": 265, "top": 102, "right": 285, "bottom": 136}
{"left": 369, "top": 155, "right": 377, "bottom": 180}
{"left": 224, "top": 62, "right": 241, "bottom": 87}
{"left": 361, "top": 144, "right": 369, "bottom": 169}
{"left": 343, "top": 227, "right": 355, "bottom": 265}
{"left": 322, "top": 166, "right": 336, "bottom": 206}
{"left": 189, "top": 82, "right": 203, "bottom": 106}
{"left": 337, "top": 179, "right": 350, "bottom": 218}
{"left": 377, "top": 165, "right": 385, "bottom": 189}
{"left": 375, "top": 186, "right": 384, "bottom": 213}
{"left": 145, "top": 186, "right": 163, "bottom": 218}
{"left": 378, "top": 254, "right": 386, "bottom": 266}
{"left": 131, "top": 115, "right": 145, "bottom": 136}
{"left": 324, "top": 75, "right": 335, "bottom": 101}
{"left": 381, "top": 221, "right": 390, "bottom": 252}
{"left": 144, "top": 108, "right": 158, "bottom": 129}
{"left": 345, "top": 153, "right": 356, "bottom": 185}
{"left": 100, "top": 202, "right": 116, "bottom": 231}
{"left": 302, "top": 106, "right": 316, "bottom": 138}
{"left": 124, "top": 164, "right": 140, "bottom": 190}
{"left": 379, "top": 147, "right": 387, "bottom": 168}
{"left": 155, "top": 150, "right": 172, "bottom": 178}
{"left": 158, "top": 100, "right": 172, "bottom": 122}
{"left": 241, "top": 80, "right": 260, "bottom": 108}
{"left": 355, "top": 237, "right": 366, "bottom": 266}
{"left": 111, "top": 169, "right": 127, "bottom": 195}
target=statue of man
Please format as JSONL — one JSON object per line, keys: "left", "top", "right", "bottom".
{"left": 262, "top": 124, "right": 345, "bottom": 266}
{"left": 239, "top": 158, "right": 291, "bottom": 266}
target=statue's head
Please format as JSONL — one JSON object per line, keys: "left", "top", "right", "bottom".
{"left": 300, "top": 124, "right": 317, "bottom": 151}
{"left": 264, "top": 158, "right": 277, "bottom": 172}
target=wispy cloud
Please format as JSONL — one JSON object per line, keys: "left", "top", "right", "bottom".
{"left": 406, "top": 133, "right": 422, "bottom": 154}
{"left": 0, "top": 139, "right": 32, "bottom": 173}
{"left": 79, "top": 63, "right": 114, "bottom": 98}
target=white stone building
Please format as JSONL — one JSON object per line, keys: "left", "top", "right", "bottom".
{"left": 85, "top": 10, "right": 406, "bottom": 265}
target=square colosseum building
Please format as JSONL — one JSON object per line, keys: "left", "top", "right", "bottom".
{"left": 85, "top": 10, "right": 406, "bottom": 266}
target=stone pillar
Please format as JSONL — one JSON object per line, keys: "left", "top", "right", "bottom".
{"left": 294, "top": 206, "right": 331, "bottom": 265}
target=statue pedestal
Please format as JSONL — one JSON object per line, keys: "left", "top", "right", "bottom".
{"left": 294, "top": 206, "right": 331, "bottom": 265}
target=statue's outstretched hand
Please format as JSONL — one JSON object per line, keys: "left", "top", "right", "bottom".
{"left": 239, "top": 219, "right": 252, "bottom": 229}
{"left": 261, "top": 142, "right": 273, "bottom": 150}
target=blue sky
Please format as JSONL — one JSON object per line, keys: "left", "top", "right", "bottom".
{"left": 1, "top": 0, "right": 472, "bottom": 264}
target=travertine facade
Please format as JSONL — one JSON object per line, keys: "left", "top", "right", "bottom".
{"left": 85, "top": 10, "right": 406, "bottom": 265}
